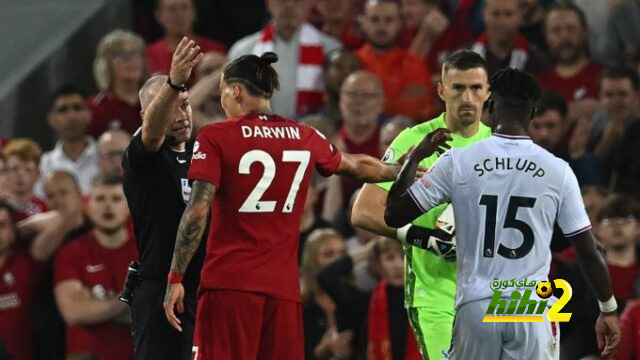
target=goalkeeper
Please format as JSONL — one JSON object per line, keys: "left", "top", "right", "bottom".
{"left": 352, "top": 50, "right": 491, "bottom": 359}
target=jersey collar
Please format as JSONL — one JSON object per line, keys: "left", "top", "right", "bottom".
{"left": 493, "top": 133, "right": 531, "bottom": 140}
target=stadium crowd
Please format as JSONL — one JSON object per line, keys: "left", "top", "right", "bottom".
{"left": 1, "top": 0, "right": 639, "bottom": 359}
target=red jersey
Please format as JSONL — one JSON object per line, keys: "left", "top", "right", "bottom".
{"left": 54, "top": 231, "right": 138, "bottom": 360}
{"left": 87, "top": 92, "right": 142, "bottom": 138}
{"left": 11, "top": 196, "right": 48, "bottom": 223}
{"left": 0, "top": 251, "right": 41, "bottom": 360}
{"left": 189, "top": 112, "right": 342, "bottom": 301}
{"left": 608, "top": 262, "right": 640, "bottom": 303}
{"left": 146, "top": 36, "right": 227, "bottom": 85}
{"left": 535, "top": 62, "right": 603, "bottom": 102}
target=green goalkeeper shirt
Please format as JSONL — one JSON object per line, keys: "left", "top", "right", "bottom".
{"left": 377, "top": 113, "right": 491, "bottom": 308}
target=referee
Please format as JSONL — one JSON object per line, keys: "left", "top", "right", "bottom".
{"left": 123, "top": 37, "right": 205, "bottom": 360}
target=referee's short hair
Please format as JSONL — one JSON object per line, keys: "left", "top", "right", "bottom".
{"left": 92, "top": 173, "right": 124, "bottom": 188}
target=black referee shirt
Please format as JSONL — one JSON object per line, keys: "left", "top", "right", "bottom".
{"left": 123, "top": 132, "right": 206, "bottom": 294}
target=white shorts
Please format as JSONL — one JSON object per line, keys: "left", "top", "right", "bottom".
{"left": 448, "top": 299, "right": 560, "bottom": 360}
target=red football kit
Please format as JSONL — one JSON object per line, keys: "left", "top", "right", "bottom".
{"left": 54, "top": 231, "right": 138, "bottom": 360}
{"left": 188, "top": 112, "right": 342, "bottom": 360}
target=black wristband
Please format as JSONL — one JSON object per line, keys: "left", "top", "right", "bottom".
{"left": 167, "top": 77, "right": 188, "bottom": 92}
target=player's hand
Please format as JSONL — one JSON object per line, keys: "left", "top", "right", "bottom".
{"left": 170, "top": 37, "right": 204, "bottom": 85}
{"left": 596, "top": 312, "right": 621, "bottom": 357}
{"left": 163, "top": 283, "right": 185, "bottom": 332}
{"left": 396, "top": 146, "right": 428, "bottom": 179}
{"left": 413, "top": 128, "right": 452, "bottom": 160}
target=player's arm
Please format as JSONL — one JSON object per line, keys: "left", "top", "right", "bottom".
{"left": 334, "top": 153, "right": 401, "bottom": 183}
{"left": 141, "top": 37, "right": 202, "bottom": 152}
{"left": 351, "top": 184, "right": 397, "bottom": 238}
{"left": 569, "top": 230, "right": 621, "bottom": 357}
{"left": 55, "top": 280, "right": 127, "bottom": 326}
{"left": 164, "top": 180, "right": 215, "bottom": 331}
{"left": 384, "top": 129, "right": 451, "bottom": 228}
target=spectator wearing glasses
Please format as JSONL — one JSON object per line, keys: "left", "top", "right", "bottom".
{"left": 97, "top": 130, "right": 132, "bottom": 177}
{"left": 40, "top": 85, "right": 99, "bottom": 195}
{"left": 88, "top": 30, "right": 148, "bottom": 137}
{"left": 596, "top": 194, "right": 640, "bottom": 312}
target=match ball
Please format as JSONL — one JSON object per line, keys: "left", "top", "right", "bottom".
{"left": 536, "top": 281, "right": 553, "bottom": 299}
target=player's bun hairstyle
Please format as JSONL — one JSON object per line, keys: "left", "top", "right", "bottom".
{"left": 223, "top": 52, "right": 281, "bottom": 99}
{"left": 489, "top": 68, "right": 541, "bottom": 107}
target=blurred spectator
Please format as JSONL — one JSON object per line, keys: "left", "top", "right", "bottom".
{"left": 301, "top": 228, "right": 348, "bottom": 360}
{"left": 314, "top": 0, "right": 364, "bottom": 50}
{"left": 40, "top": 85, "right": 98, "bottom": 195}
{"left": 0, "top": 154, "right": 8, "bottom": 200}
{"left": 357, "top": 0, "right": 435, "bottom": 120}
{"left": 318, "top": 235, "right": 377, "bottom": 360}
{"left": 470, "top": 0, "right": 549, "bottom": 76}
{"left": 379, "top": 116, "right": 413, "bottom": 155}
{"left": 0, "top": 199, "right": 67, "bottom": 360}
{"left": 517, "top": 0, "right": 548, "bottom": 52}
{"left": 320, "top": 49, "right": 363, "bottom": 130}
{"left": 2, "top": 139, "right": 47, "bottom": 222}
{"left": 536, "top": 4, "right": 602, "bottom": 107}
{"left": 529, "top": 92, "right": 605, "bottom": 186}
{"left": 88, "top": 30, "right": 147, "bottom": 137}
{"left": 610, "top": 116, "right": 640, "bottom": 199}
{"left": 54, "top": 175, "right": 137, "bottom": 360}
{"left": 346, "top": 190, "right": 379, "bottom": 292}
{"left": 97, "top": 130, "right": 132, "bottom": 177}
{"left": 401, "top": 0, "right": 476, "bottom": 73}
{"left": 22, "top": 171, "right": 92, "bottom": 360}
{"left": 570, "top": 0, "right": 609, "bottom": 65}
{"left": 605, "top": 0, "right": 640, "bottom": 68}
{"left": 189, "top": 51, "right": 227, "bottom": 132}
{"left": 581, "top": 185, "right": 609, "bottom": 235}
{"left": 300, "top": 178, "right": 332, "bottom": 263}
{"left": 611, "top": 300, "right": 640, "bottom": 360}
{"left": 146, "top": 0, "right": 226, "bottom": 83}
{"left": 588, "top": 67, "right": 640, "bottom": 161}
{"left": 322, "top": 71, "right": 384, "bottom": 224}
{"left": 367, "top": 237, "right": 420, "bottom": 360}
{"left": 229, "top": 0, "right": 342, "bottom": 118}
{"left": 595, "top": 194, "right": 640, "bottom": 311}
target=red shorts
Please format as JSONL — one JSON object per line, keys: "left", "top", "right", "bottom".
{"left": 192, "top": 289, "right": 303, "bottom": 360}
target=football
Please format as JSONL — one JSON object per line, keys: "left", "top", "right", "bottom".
{"left": 427, "top": 203, "right": 457, "bottom": 261}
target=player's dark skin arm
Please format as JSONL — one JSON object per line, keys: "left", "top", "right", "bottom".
{"left": 569, "top": 229, "right": 621, "bottom": 356}
{"left": 164, "top": 180, "right": 215, "bottom": 331}
{"left": 385, "top": 129, "right": 452, "bottom": 228}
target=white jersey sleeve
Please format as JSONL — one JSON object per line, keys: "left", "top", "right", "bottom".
{"left": 407, "top": 150, "right": 453, "bottom": 212}
{"left": 557, "top": 165, "right": 592, "bottom": 236}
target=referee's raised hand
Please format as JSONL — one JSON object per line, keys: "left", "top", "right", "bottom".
{"left": 169, "top": 37, "right": 204, "bottom": 86}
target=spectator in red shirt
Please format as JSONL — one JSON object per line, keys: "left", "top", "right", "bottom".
{"left": 1, "top": 139, "right": 47, "bottom": 222}
{"left": 146, "top": 0, "right": 226, "bottom": 82}
{"left": 537, "top": 4, "right": 601, "bottom": 101}
{"left": 595, "top": 194, "right": 640, "bottom": 311}
{"left": 54, "top": 174, "right": 137, "bottom": 360}
{"left": 611, "top": 300, "right": 640, "bottom": 360}
{"left": 0, "top": 200, "right": 67, "bottom": 360}
{"left": 88, "top": 30, "right": 147, "bottom": 137}
{"left": 470, "top": 0, "right": 549, "bottom": 77}
{"left": 357, "top": 0, "right": 435, "bottom": 120}
{"left": 323, "top": 70, "right": 384, "bottom": 225}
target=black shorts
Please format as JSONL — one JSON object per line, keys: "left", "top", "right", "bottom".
{"left": 131, "top": 281, "right": 197, "bottom": 360}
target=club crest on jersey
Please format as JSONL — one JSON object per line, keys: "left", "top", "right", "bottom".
{"left": 382, "top": 148, "right": 395, "bottom": 163}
